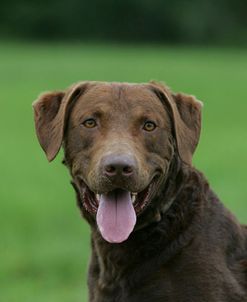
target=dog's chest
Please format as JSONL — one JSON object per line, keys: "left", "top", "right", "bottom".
{"left": 89, "top": 243, "right": 247, "bottom": 302}
{"left": 91, "top": 271, "right": 173, "bottom": 302}
{"left": 89, "top": 235, "right": 176, "bottom": 302}
{"left": 89, "top": 242, "right": 175, "bottom": 302}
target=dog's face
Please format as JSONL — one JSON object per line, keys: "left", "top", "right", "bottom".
{"left": 65, "top": 84, "right": 173, "bottom": 208}
{"left": 33, "top": 81, "right": 202, "bottom": 243}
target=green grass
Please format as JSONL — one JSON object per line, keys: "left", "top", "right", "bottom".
{"left": 0, "top": 42, "right": 247, "bottom": 301}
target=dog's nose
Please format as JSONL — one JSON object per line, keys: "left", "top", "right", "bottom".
{"left": 102, "top": 154, "right": 136, "bottom": 178}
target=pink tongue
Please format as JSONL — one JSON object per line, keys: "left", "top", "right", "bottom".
{"left": 96, "top": 189, "right": 137, "bottom": 243}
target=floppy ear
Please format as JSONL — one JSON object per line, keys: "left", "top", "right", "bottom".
{"left": 33, "top": 82, "right": 88, "bottom": 161}
{"left": 149, "top": 82, "right": 203, "bottom": 165}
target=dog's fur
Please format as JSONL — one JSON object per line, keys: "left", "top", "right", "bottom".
{"left": 33, "top": 81, "right": 247, "bottom": 302}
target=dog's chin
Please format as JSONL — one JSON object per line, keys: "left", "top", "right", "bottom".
{"left": 77, "top": 177, "right": 159, "bottom": 216}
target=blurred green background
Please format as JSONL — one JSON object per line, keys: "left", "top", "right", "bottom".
{"left": 0, "top": 1, "right": 247, "bottom": 301}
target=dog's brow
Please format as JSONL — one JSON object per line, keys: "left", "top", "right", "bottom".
{"left": 73, "top": 106, "right": 109, "bottom": 121}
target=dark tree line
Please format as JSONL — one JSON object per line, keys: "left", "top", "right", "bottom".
{"left": 1, "top": 0, "right": 246, "bottom": 44}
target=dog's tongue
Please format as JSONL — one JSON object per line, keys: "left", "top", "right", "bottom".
{"left": 96, "top": 189, "right": 136, "bottom": 243}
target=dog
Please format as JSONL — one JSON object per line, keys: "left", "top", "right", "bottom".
{"left": 33, "top": 81, "right": 247, "bottom": 301}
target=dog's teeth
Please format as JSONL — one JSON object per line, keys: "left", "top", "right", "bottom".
{"left": 131, "top": 195, "right": 136, "bottom": 204}
{"left": 96, "top": 194, "right": 100, "bottom": 201}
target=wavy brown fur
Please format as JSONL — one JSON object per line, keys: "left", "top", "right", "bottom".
{"left": 72, "top": 155, "right": 247, "bottom": 302}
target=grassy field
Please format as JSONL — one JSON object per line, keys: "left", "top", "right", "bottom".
{"left": 0, "top": 42, "right": 247, "bottom": 302}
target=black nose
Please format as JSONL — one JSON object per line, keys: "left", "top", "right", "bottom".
{"left": 102, "top": 154, "right": 136, "bottom": 178}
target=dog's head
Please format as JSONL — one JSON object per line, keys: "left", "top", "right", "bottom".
{"left": 33, "top": 81, "right": 202, "bottom": 243}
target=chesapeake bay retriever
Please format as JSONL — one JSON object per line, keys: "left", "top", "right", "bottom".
{"left": 33, "top": 81, "right": 247, "bottom": 302}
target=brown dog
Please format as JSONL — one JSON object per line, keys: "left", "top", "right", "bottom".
{"left": 33, "top": 81, "right": 247, "bottom": 302}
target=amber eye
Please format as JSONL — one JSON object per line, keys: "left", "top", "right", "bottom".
{"left": 82, "top": 118, "right": 97, "bottom": 128}
{"left": 143, "top": 121, "right": 157, "bottom": 132}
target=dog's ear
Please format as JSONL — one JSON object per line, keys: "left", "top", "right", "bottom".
{"left": 33, "top": 82, "right": 89, "bottom": 161}
{"left": 149, "top": 82, "right": 203, "bottom": 165}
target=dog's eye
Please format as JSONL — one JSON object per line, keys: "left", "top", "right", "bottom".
{"left": 82, "top": 118, "right": 97, "bottom": 128}
{"left": 143, "top": 121, "right": 156, "bottom": 132}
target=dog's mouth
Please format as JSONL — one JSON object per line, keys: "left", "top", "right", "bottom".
{"left": 78, "top": 179, "right": 156, "bottom": 243}
{"left": 81, "top": 185, "right": 153, "bottom": 215}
